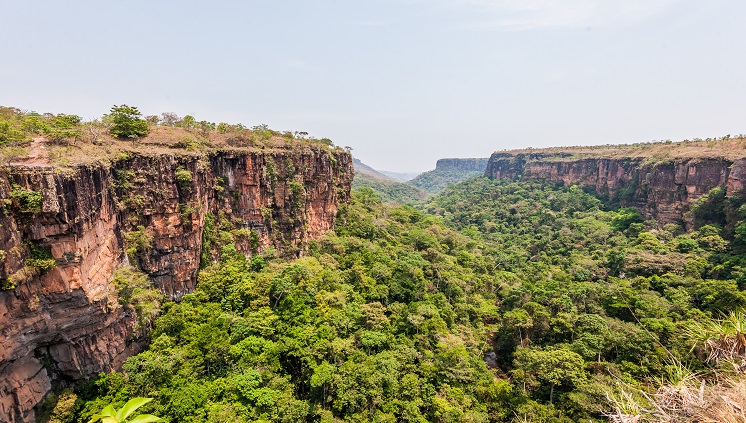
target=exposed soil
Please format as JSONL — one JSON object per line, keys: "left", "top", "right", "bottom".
{"left": 12, "top": 137, "right": 50, "bottom": 167}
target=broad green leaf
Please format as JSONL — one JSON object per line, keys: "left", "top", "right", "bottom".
{"left": 115, "top": 397, "right": 153, "bottom": 422}
{"left": 90, "top": 404, "right": 117, "bottom": 422}
{"left": 126, "top": 415, "right": 164, "bottom": 423}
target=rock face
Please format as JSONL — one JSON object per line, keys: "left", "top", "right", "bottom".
{"left": 486, "top": 152, "right": 746, "bottom": 224}
{"left": 0, "top": 147, "right": 352, "bottom": 422}
{"left": 435, "top": 158, "right": 489, "bottom": 172}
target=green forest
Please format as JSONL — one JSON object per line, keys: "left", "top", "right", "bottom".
{"left": 46, "top": 177, "right": 746, "bottom": 422}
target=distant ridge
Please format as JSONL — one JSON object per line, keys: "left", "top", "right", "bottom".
{"left": 352, "top": 158, "right": 391, "bottom": 180}
{"left": 379, "top": 170, "right": 421, "bottom": 181}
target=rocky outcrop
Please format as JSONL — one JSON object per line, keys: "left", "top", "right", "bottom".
{"left": 485, "top": 151, "right": 744, "bottom": 224}
{"left": 0, "top": 147, "right": 352, "bottom": 422}
{"left": 435, "top": 158, "right": 489, "bottom": 172}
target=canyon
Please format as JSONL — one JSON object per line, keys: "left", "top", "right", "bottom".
{"left": 0, "top": 147, "right": 352, "bottom": 422}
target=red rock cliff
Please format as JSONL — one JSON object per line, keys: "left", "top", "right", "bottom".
{"left": 0, "top": 147, "right": 352, "bottom": 422}
{"left": 486, "top": 149, "right": 746, "bottom": 224}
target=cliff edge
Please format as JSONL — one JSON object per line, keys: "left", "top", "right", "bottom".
{"left": 485, "top": 138, "right": 746, "bottom": 224}
{"left": 0, "top": 146, "right": 352, "bottom": 422}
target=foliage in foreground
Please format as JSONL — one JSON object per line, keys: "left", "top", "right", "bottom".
{"left": 89, "top": 397, "right": 162, "bottom": 423}
{"left": 54, "top": 178, "right": 746, "bottom": 422}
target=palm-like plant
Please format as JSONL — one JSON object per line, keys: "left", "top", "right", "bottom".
{"left": 89, "top": 397, "right": 162, "bottom": 423}
{"left": 687, "top": 310, "right": 746, "bottom": 368}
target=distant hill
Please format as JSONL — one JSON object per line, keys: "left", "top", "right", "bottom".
{"left": 352, "top": 159, "right": 429, "bottom": 204}
{"left": 379, "top": 170, "right": 421, "bottom": 181}
{"left": 352, "top": 158, "right": 391, "bottom": 180}
{"left": 408, "top": 158, "right": 489, "bottom": 194}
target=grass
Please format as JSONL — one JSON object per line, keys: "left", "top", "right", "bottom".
{"left": 495, "top": 135, "right": 746, "bottom": 162}
{"left": 605, "top": 310, "right": 746, "bottom": 422}
{"left": 2, "top": 125, "right": 345, "bottom": 170}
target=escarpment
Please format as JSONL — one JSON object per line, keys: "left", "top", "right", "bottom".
{"left": 0, "top": 147, "right": 352, "bottom": 422}
{"left": 486, "top": 144, "right": 746, "bottom": 225}
{"left": 435, "top": 158, "right": 489, "bottom": 172}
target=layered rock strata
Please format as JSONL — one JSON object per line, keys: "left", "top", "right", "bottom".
{"left": 0, "top": 147, "right": 352, "bottom": 422}
{"left": 486, "top": 152, "right": 746, "bottom": 224}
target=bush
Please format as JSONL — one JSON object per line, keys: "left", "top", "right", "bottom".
{"left": 125, "top": 226, "right": 153, "bottom": 260}
{"left": 10, "top": 184, "right": 43, "bottom": 214}
{"left": 112, "top": 267, "right": 164, "bottom": 333}
{"left": 175, "top": 167, "right": 193, "bottom": 191}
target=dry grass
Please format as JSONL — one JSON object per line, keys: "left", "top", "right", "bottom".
{"left": 606, "top": 376, "right": 746, "bottom": 423}
{"left": 496, "top": 136, "right": 746, "bottom": 162}
{"left": 5, "top": 125, "right": 343, "bottom": 170}
{"left": 607, "top": 311, "right": 746, "bottom": 422}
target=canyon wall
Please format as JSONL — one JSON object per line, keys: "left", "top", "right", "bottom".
{"left": 0, "top": 147, "right": 352, "bottom": 422}
{"left": 435, "top": 158, "right": 489, "bottom": 172}
{"left": 486, "top": 152, "right": 746, "bottom": 224}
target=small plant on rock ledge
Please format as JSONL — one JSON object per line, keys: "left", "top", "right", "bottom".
{"left": 25, "top": 242, "right": 57, "bottom": 273}
{"left": 175, "top": 166, "right": 193, "bottom": 192}
{"left": 9, "top": 183, "right": 43, "bottom": 214}
{"left": 125, "top": 226, "right": 152, "bottom": 261}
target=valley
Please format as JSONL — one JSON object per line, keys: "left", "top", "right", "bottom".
{"left": 1, "top": 107, "right": 746, "bottom": 422}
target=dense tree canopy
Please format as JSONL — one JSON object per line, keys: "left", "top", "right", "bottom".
{"left": 49, "top": 177, "right": 746, "bottom": 422}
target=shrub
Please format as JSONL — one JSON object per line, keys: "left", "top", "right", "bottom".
{"left": 26, "top": 254, "right": 56, "bottom": 272}
{"left": 10, "top": 184, "right": 43, "bottom": 214}
{"left": 112, "top": 267, "right": 164, "bottom": 333}
{"left": 173, "top": 136, "right": 201, "bottom": 151}
{"left": 125, "top": 226, "right": 152, "bottom": 260}
{"left": 175, "top": 167, "right": 193, "bottom": 191}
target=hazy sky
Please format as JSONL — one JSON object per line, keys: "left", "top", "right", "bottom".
{"left": 1, "top": 0, "right": 744, "bottom": 172}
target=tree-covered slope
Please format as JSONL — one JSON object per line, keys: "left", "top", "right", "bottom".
{"left": 352, "top": 171, "right": 429, "bottom": 205}
{"left": 56, "top": 178, "right": 746, "bottom": 423}
{"left": 408, "top": 168, "right": 485, "bottom": 194}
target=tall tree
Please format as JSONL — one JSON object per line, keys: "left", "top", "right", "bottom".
{"left": 109, "top": 105, "right": 149, "bottom": 139}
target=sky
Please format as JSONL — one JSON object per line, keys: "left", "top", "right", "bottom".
{"left": 1, "top": 0, "right": 744, "bottom": 172}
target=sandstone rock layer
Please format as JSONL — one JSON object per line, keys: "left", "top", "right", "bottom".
{"left": 485, "top": 152, "right": 742, "bottom": 224}
{"left": 0, "top": 147, "right": 352, "bottom": 422}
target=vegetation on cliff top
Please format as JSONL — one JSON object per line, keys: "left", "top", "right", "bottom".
{"left": 45, "top": 175, "right": 746, "bottom": 422}
{"left": 493, "top": 134, "right": 746, "bottom": 162}
{"left": 0, "top": 105, "right": 346, "bottom": 169}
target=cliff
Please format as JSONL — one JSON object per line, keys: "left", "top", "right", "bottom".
{"left": 435, "top": 158, "right": 489, "bottom": 172}
{"left": 485, "top": 139, "right": 746, "bottom": 224}
{"left": 0, "top": 147, "right": 352, "bottom": 422}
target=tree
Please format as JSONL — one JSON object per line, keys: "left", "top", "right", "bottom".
{"left": 109, "top": 105, "right": 149, "bottom": 139}
{"left": 511, "top": 347, "right": 585, "bottom": 404}
{"left": 1, "top": 146, "right": 27, "bottom": 166}
{"left": 45, "top": 114, "right": 82, "bottom": 145}
{"left": 159, "top": 112, "right": 180, "bottom": 126}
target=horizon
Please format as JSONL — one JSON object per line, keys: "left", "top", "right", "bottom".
{"left": 2, "top": 0, "right": 744, "bottom": 172}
